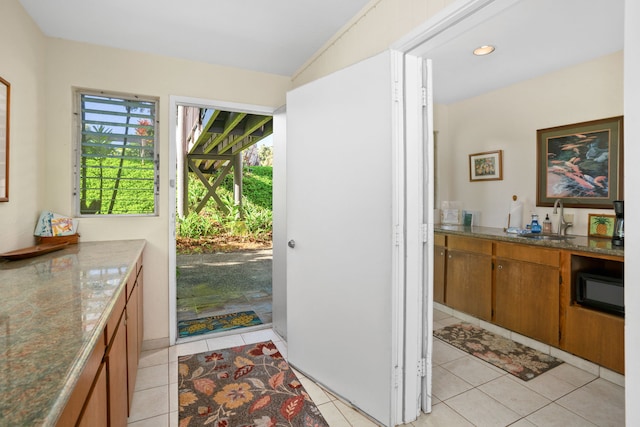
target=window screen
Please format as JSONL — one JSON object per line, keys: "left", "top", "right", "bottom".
{"left": 76, "top": 92, "right": 159, "bottom": 215}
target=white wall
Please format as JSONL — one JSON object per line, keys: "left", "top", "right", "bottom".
{"left": 0, "top": 0, "right": 47, "bottom": 252}
{"left": 435, "top": 51, "right": 623, "bottom": 232}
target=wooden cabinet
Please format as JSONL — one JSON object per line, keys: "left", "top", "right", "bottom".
{"left": 564, "top": 306, "right": 624, "bottom": 373}
{"left": 562, "top": 252, "right": 624, "bottom": 373}
{"left": 445, "top": 236, "right": 492, "bottom": 321}
{"left": 126, "top": 277, "right": 140, "bottom": 410}
{"left": 56, "top": 332, "right": 107, "bottom": 427}
{"left": 495, "top": 242, "right": 561, "bottom": 345}
{"left": 57, "top": 254, "right": 144, "bottom": 427}
{"left": 77, "top": 364, "right": 108, "bottom": 427}
{"left": 435, "top": 231, "right": 624, "bottom": 373}
{"left": 433, "top": 234, "right": 446, "bottom": 304}
{"left": 107, "top": 310, "right": 129, "bottom": 426}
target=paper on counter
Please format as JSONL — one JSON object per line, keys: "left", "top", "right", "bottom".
{"left": 509, "top": 200, "right": 523, "bottom": 228}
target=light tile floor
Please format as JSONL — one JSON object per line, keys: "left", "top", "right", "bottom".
{"left": 127, "top": 309, "right": 625, "bottom": 426}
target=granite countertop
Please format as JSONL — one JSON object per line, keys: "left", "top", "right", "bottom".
{"left": 435, "top": 225, "right": 624, "bottom": 258}
{"left": 0, "top": 240, "right": 145, "bottom": 426}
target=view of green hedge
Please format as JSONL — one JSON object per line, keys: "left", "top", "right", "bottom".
{"left": 178, "top": 166, "right": 273, "bottom": 239}
{"left": 80, "top": 157, "right": 155, "bottom": 214}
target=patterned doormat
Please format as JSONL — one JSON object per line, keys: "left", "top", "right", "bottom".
{"left": 178, "top": 310, "right": 263, "bottom": 338}
{"left": 178, "top": 341, "right": 330, "bottom": 427}
{"left": 434, "top": 323, "right": 563, "bottom": 381}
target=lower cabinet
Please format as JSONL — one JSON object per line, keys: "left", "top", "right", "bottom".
{"left": 445, "top": 236, "right": 492, "bottom": 321}
{"left": 126, "top": 281, "right": 140, "bottom": 409}
{"left": 436, "top": 232, "right": 625, "bottom": 373}
{"left": 77, "top": 364, "right": 108, "bottom": 427}
{"left": 495, "top": 242, "right": 560, "bottom": 346}
{"left": 433, "top": 234, "right": 446, "bottom": 304}
{"left": 564, "top": 306, "right": 624, "bottom": 373}
{"left": 107, "top": 311, "right": 129, "bottom": 426}
{"left": 58, "top": 256, "right": 143, "bottom": 427}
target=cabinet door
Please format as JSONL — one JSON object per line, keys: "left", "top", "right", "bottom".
{"left": 106, "top": 312, "right": 128, "bottom": 427}
{"left": 127, "top": 284, "right": 139, "bottom": 411}
{"left": 495, "top": 258, "right": 560, "bottom": 345}
{"left": 564, "top": 306, "right": 624, "bottom": 373}
{"left": 446, "top": 249, "right": 492, "bottom": 321}
{"left": 77, "top": 363, "right": 108, "bottom": 427}
{"left": 137, "top": 268, "right": 144, "bottom": 357}
{"left": 434, "top": 245, "right": 446, "bottom": 304}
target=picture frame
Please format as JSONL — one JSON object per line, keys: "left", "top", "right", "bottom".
{"left": 0, "top": 76, "right": 9, "bottom": 202}
{"left": 536, "top": 116, "right": 623, "bottom": 208}
{"left": 588, "top": 214, "right": 616, "bottom": 238}
{"left": 469, "top": 150, "right": 502, "bottom": 182}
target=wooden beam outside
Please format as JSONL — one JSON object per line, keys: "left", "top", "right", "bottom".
{"left": 188, "top": 158, "right": 233, "bottom": 214}
{"left": 218, "top": 115, "right": 272, "bottom": 155}
{"left": 190, "top": 109, "right": 221, "bottom": 154}
{"left": 202, "top": 112, "right": 247, "bottom": 155}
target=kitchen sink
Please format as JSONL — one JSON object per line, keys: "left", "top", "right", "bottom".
{"left": 519, "top": 233, "right": 575, "bottom": 241}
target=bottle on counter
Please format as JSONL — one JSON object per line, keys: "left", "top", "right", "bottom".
{"left": 543, "top": 214, "right": 552, "bottom": 234}
{"left": 530, "top": 214, "right": 542, "bottom": 233}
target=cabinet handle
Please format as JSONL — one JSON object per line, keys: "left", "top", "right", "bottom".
{"left": 497, "top": 264, "right": 503, "bottom": 270}
{"left": 448, "top": 254, "right": 452, "bottom": 259}
{"left": 440, "top": 251, "right": 444, "bottom": 256}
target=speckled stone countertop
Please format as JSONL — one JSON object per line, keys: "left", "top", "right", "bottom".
{"left": 435, "top": 225, "right": 624, "bottom": 258}
{"left": 0, "top": 240, "right": 145, "bottom": 426}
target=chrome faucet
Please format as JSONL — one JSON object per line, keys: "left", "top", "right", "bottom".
{"left": 553, "top": 199, "right": 572, "bottom": 236}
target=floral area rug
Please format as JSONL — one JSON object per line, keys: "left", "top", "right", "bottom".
{"left": 178, "top": 340, "right": 330, "bottom": 427}
{"left": 434, "top": 323, "right": 563, "bottom": 381}
{"left": 178, "top": 311, "right": 263, "bottom": 338}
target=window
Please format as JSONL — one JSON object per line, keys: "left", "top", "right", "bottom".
{"left": 75, "top": 91, "right": 159, "bottom": 216}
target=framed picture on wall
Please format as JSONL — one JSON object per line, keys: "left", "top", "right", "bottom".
{"left": 536, "top": 116, "right": 623, "bottom": 208}
{"left": 469, "top": 150, "right": 503, "bottom": 182}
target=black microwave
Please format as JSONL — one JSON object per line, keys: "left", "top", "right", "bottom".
{"left": 575, "top": 271, "right": 624, "bottom": 316}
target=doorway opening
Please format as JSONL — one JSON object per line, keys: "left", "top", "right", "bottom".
{"left": 174, "top": 104, "right": 274, "bottom": 340}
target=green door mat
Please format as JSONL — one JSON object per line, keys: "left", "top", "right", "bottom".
{"left": 178, "top": 310, "right": 263, "bottom": 338}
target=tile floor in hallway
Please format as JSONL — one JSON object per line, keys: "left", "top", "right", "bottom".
{"left": 127, "top": 308, "right": 625, "bottom": 427}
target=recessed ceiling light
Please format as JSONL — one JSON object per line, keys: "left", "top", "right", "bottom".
{"left": 473, "top": 45, "right": 495, "bottom": 56}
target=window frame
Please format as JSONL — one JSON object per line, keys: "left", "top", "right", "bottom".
{"left": 74, "top": 89, "right": 160, "bottom": 217}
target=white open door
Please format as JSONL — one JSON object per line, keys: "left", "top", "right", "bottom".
{"left": 286, "top": 51, "right": 405, "bottom": 426}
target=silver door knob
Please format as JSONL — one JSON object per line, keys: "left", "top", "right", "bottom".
{"left": 288, "top": 240, "right": 296, "bottom": 248}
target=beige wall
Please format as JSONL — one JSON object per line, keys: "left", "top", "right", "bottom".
{"left": 42, "top": 39, "right": 290, "bottom": 340}
{"left": 0, "top": 0, "right": 47, "bottom": 252}
{"left": 293, "top": 0, "right": 455, "bottom": 87}
{"left": 2, "top": 0, "right": 291, "bottom": 342}
{"left": 435, "top": 51, "right": 623, "bottom": 232}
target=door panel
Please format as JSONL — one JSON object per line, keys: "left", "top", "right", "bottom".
{"left": 286, "top": 51, "right": 398, "bottom": 426}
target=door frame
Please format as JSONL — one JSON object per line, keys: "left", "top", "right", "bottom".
{"left": 167, "top": 95, "right": 277, "bottom": 345}
{"left": 392, "top": 0, "right": 518, "bottom": 418}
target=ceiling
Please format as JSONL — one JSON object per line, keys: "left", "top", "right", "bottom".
{"left": 18, "top": 0, "right": 624, "bottom": 103}
{"left": 416, "top": 0, "right": 624, "bottom": 104}
{"left": 17, "top": 0, "right": 370, "bottom": 76}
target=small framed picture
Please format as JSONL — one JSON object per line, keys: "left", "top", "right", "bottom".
{"left": 469, "top": 150, "right": 503, "bottom": 182}
{"left": 588, "top": 214, "right": 616, "bottom": 238}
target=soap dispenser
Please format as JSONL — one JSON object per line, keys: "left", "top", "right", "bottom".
{"left": 543, "top": 214, "right": 552, "bottom": 234}
{"left": 530, "top": 214, "right": 542, "bottom": 233}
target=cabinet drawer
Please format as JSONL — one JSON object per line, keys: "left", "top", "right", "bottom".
{"left": 496, "top": 242, "right": 560, "bottom": 267}
{"left": 448, "top": 235, "right": 492, "bottom": 255}
{"left": 434, "top": 233, "right": 446, "bottom": 247}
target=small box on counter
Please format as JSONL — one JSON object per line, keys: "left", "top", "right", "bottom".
{"left": 36, "top": 233, "right": 80, "bottom": 245}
